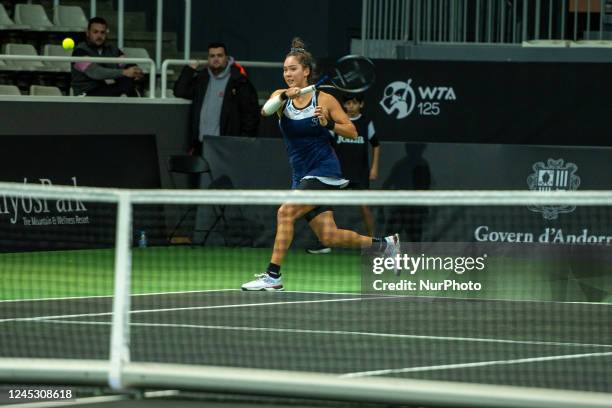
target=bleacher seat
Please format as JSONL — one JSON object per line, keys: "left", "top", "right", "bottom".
{"left": 14, "top": 4, "right": 55, "bottom": 31}
{"left": 53, "top": 5, "right": 87, "bottom": 32}
{"left": 0, "top": 3, "right": 29, "bottom": 30}
{"left": 122, "top": 47, "right": 152, "bottom": 73}
{"left": 122, "top": 47, "right": 151, "bottom": 59}
{"left": 0, "top": 84, "right": 21, "bottom": 95}
{"left": 43, "top": 44, "right": 72, "bottom": 72}
{"left": 521, "top": 40, "right": 569, "bottom": 47}
{"left": 569, "top": 40, "right": 612, "bottom": 48}
{"left": 30, "top": 85, "right": 62, "bottom": 96}
{"left": 146, "top": 88, "right": 174, "bottom": 98}
{"left": 2, "top": 43, "right": 45, "bottom": 71}
{"left": 122, "top": 47, "right": 173, "bottom": 77}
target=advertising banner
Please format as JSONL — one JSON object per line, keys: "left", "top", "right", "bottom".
{"left": 0, "top": 134, "right": 161, "bottom": 251}
{"left": 352, "top": 60, "right": 612, "bottom": 145}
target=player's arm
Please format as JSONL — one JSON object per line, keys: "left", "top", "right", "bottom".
{"left": 261, "top": 89, "right": 286, "bottom": 117}
{"left": 370, "top": 145, "right": 380, "bottom": 180}
{"left": 315, "top": 92, "right": 357, "bottom": 138}
{"left": 369, "top": 122, "right": 380, "bottom": 180}
{"left": 261, "top": 87, "right": 304, "bottom": 117}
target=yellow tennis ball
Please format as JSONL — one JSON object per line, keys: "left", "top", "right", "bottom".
{"left": 62, "top": 38, "right": 75, "bottom": 50}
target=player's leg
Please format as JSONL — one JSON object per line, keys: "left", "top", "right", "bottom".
{"left": 360, "top": 205, "right": 375, "bottom": 237}
{"left": 308, "top": 211, "right": 371, "bottom": 248}
{"left": 307, "top": 180, "right": 375, "bottom": 254}
{"left": 309, "top": 211, "right": 401, "bottom": 273}
{"left": 271, "top": 203, "right": 317, "bottom": 265}
{"left": 241, "top": 203, "right": 315, "bottom": 291}
{"left": 305, "top": 179, "right": 350, "bottom": 255}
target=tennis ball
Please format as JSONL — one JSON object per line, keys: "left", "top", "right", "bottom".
{"left": 62, "top": 37, "right": 75, "bottom": 50}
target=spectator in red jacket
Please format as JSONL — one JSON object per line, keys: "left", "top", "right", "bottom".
{"left": 174, "top": 42, "right": 260, "bottom": 153}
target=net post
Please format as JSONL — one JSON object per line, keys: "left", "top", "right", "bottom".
{"left": 108, "top": 192, "right": 133, "bottom": 390}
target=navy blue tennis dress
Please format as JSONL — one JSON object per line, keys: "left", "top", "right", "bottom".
{"left": 279, "top": 92, "right": 349, "bottom": 189}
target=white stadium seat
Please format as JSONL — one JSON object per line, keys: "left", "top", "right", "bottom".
{"left": 14, "top": 4, "right": 55, "bottom": 31}
{"left": 53, "top": 5, "right": 87, "bottom": 31}
{"left": 122, "top": 47, "right": 151, "bottom": 59}
{"left": 521, "top": 40, "right": 569, "bottom": 48}
{"left": 0, "top": 3, "right": 30, "bottom": 30}
{"left": 2, "top": 43, "right": 46, "bottom": 71}
{"left": 43, "top": 44, "right": 73, "bottom": 72}
{"left": 30, "top": 85, "right": 63, "bottom": 96}
{"left": 569, "top": 40, "right": 612, "bottom": 48}
{"left": 122, "top": 47, "right": 152, "bottom": 73}
{"left": 0, "top": 85, "right": 21, "bottom": 96}
{"left": 122, "top": 47, "right": 173, "bottom": 77}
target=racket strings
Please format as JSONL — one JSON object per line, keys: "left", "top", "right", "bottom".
{"left": 331, "top": 57, "right": 375, "bottom": 92}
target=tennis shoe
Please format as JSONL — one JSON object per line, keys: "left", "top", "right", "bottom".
{"left": 241, "top": 273, "right": 284, "bottom": 291}
{"left": 383, "top": 233, "right": 401, "bottom": 275}
{"left": 306, "top": 244, "right": 332, "bottom": 254}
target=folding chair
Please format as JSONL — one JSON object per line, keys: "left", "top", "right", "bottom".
{"left": 166, "top": 155, "right": 228, "bottom": 245}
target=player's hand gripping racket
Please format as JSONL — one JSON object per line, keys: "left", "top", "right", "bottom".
{"left": 262, "top": 55, "right": 375, "bottom": 116}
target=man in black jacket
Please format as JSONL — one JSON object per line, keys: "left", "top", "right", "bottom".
{"left": 174, "top": 42, "right": 260, "bottom": 151}
{"left": 71, "top": 17, "right": 143, "bottom": 96}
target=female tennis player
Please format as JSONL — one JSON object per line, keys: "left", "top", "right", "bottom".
{"left": 242, "top": 38, "right": 399, "bottom": 291}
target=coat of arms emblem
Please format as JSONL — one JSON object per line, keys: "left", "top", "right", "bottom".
{"left": 526, "top": 159, "right": 580, "bottom": 220}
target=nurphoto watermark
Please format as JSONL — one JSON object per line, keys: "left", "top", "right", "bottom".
{"left": 361, "top": 242, "right": 612, "bottom": 302}
{"left": 361, "top": 243, "right": 489, "bottom": 295}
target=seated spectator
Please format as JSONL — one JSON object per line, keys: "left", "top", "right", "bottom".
{"left": 71, "top": 17, "right": 143, "bottom": 97}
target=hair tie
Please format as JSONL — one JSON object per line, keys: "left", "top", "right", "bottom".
{"left": 290, "top": 47, "right": 305, "bottom": 53}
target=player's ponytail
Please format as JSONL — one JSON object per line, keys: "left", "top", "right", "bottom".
{"left": 287, "top": 37, "right": 315, "bottom": 84}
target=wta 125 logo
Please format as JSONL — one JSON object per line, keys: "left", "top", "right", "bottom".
{"left": 379, "top": 79, "right": 457, "bottom": 119}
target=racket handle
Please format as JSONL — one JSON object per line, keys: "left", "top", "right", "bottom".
{"left": 262, "top": 94, "right": 283, "bottom": 116}
{"left": 298, "top": 84, "right": 317, "bottom": 96}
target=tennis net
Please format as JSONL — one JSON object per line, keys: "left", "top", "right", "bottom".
{"left": 0, "top": 182, "right": 610, "bottom": 407}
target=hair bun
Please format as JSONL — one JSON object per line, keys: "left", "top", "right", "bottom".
{"left": 291, "top": 37, "right": 306, "bottom": 51}
{"left": 286, "top": 37, "right": 314, "bottom": 84}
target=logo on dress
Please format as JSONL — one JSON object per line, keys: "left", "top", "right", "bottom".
{"left": 526, "top": 158, "right": 581, "bottom": 220}
{"left": 379, "top": 80, "right": 416, "bottom": 119}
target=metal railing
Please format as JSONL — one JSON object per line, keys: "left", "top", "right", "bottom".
{"left": 116, "top": 0, "right": 192, "bottom": 70}
{"left": 153, "top": 0, "right": 192, "bottom": 70}
{"left": 0, "top": 55, "right": 283, "bottom": 99}
{"left": 361, "top": 0, "right": 612, "bottom": 54}
{"left": 0, "top": 55, "right": 156, "bottom": 98}
{"left": 160, "top": 59, "right": 282, "bottom": 98}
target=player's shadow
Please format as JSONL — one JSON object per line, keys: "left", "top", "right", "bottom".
{"left": 381, "top": 143, "right": 431, "bottom": 242}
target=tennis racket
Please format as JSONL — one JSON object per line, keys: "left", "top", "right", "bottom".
{"left": 262, "top": 55, "right": 375, "bottom": 116}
